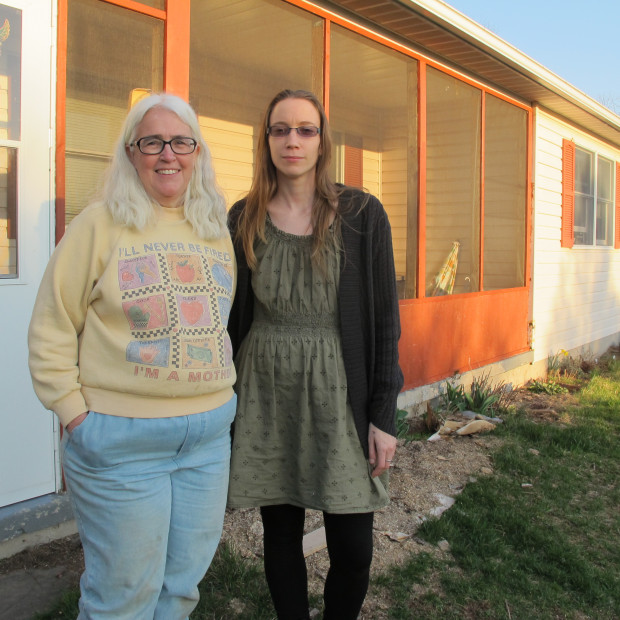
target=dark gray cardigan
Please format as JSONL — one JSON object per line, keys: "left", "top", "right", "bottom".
{"left": 227, "top": 188, "right": 403, "bottom": 457}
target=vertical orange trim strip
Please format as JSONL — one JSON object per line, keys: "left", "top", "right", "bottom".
{"left": 561, "top": 139, "right": 575, "bottom": 248}
{"left": 323, "top": 19, "right": 330, "bottom": 118}
{"left": 479, "top": 93, "right": 485, "bottom": 291}
{"left": 524, "top": 109, "right": 533, "bottom": 288}
{"left": 417, "top": 61, "right": 427, "bottom": 298}
{"left": 615, "top": 162, "right": 620, "bottom": 249}
{"left": 164, "top": 0, "right": 190, "bottom": 99}
{"left": 55, "top": 0, "right": 68, "bottom": 245}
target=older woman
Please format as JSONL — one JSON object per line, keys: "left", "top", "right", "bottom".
{"left": 28, "top": 93, "right": 235, "bottom": 619}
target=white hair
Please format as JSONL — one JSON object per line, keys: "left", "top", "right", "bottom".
{"left": 101, "top": 93, "right": 227, "bottom": 240}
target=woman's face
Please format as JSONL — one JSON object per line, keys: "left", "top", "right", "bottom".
{"left": 128, "top": 107, "right": 198, "bottom": 208}
{"left": 268, "top": 98, "right": 321, "bottom": 183}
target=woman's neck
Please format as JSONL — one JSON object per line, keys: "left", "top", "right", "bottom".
{"left": 268, "top": 181, "right": 315, "bottom": 235}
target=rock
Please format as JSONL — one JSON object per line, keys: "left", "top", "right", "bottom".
{"left": 429, "top": 493, "right": 456, "bottom": 517}
{"left": 228, "top": 598, "right": 245, "bottom": 614}
{"left": 455, "top": 420, "right": 496, "bottom": 435}
{"left": 437, "top": 539, "right": 451, "bottom": 552}
{"left": 381, "top": 531, "right": 411, "bottom": 542}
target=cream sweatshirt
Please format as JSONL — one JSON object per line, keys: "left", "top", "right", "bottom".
{"left": 28, "top": 202, "right": 236, "bottom": 427}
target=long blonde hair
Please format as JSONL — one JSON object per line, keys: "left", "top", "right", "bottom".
{"left": 235, "top": 89, "right": 343, "bottom": 269}
{"left": 102, "top": 93, "right": 228, "bottom": 240}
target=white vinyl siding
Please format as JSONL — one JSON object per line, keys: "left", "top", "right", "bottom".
{"left": 532, "top": 109, "right": 620, "bottom": 362}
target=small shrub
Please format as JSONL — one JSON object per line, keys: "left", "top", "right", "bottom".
{"left": 440, "top": 372, "right": 508, "bottom": 416}
{"left": 548, "top": 349, "right": 589, "bottom": 382}
{"left": 527, "top": 379, "right": 569, "bottom": 395}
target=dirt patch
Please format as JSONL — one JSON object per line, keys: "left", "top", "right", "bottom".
{"left": 0, "top": 382, "right": 591, "bottom": 617}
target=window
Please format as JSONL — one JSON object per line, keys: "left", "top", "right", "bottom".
{"left": 329, "top": 25, "right": 416, "bottom": 299}
{"left": 426, "top": 67, "right": 481, "bottom": 295}
{"left": 483, "top": 95, "right": 527, "bottom": 289}
{"left": 0, "top": 5, "right": 20, "bottom": 278}
{"left": 65, "top": 0, "right": 164, "bottom": 225}
{"left": 189, "top": 0, "right": 318, "bottom": 207}
{"left": 562, "top": 140, "right": 618, "bottom": 248}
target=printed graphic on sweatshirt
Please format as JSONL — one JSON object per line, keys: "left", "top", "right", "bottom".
{"left": 123, "top": 295, "right": 168, "bottom": 330}
{"left": 217, "top": 296, "right": 231, "bottom": 324}
{"left": 167, "top": 254, "right": 204, "bottom": 285}
{"left": 118, "top": 255, "right": 161, "bottom": 290}
{"left": 120, "top": 249, "right": 233, "bottom": 373}
{"left": 126, "top": 338, "right": 170, "bottom": 367}
{"left": 180, "top": 336, "right": 218, "bottom": 369}
{"left": 176, "top": 294, "right": 212, "bottom": 327}
{"left": 209, "top": 258, "right": 233, "bottom": 293}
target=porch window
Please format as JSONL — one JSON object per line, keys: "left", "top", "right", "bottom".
{"left": 483, "top": 94, "right": 527, "bottom": 289}
{"left": 65, "top": 0, "right": 164, "bottom": 225}
{"left": 426, "top": 67, "right": 481, "bottom": 296}
{"left": 0, "top": 5, "right": 19, "bottom": 278}
{"left": 189, "top": 0, "right": 319, "bottom": 207}
{"left": 329, "top": 24, "right": 417, "bottom": 300}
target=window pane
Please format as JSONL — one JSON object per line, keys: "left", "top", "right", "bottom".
{"left": 426, "top": 67, "right": 481, "bottom": 295}
{"left": 483, "top": 95, "right": 527, "bottom": 290}
{"left": 0, "top": 147, "right": 17, "bottom": 277}
{"left": 574, "top": 195, "right": 594, "bottom": 246}
{"left": 597, "top": 157, "right": 613, "bottom": 201}
{"left": 575, "top": 148, "right": 593, "bottom": 195}
{"left": 0, "top": 5, "right": 21, "bottom": 141}
{"left": 330, "top": 25, "right": 416, "bottom": 299}
{"left": 66, "top": 0, "right": 164, "bottom": 225}
{"left": 596, "top": 200, "right": 613, "bottom": 246}
{"left": 189, "top": 0, "right": 317, "bottom": 207}
{"left": 0, "top": 5, "right": 20, "bottom": 278}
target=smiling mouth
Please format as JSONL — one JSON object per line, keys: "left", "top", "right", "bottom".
{"left": 157, "top": 169, "right": 179, "bottom": 175}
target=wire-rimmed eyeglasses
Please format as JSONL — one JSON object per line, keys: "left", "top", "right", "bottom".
{"left": 267, "top": 125, "right": 320, "bottom": 138}
{"left": 131, "top": 136, "right": 198, "bottom": 155}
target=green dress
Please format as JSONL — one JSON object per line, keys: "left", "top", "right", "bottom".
{"left": 227, "top": 217, "right": 389, "bottom": 514}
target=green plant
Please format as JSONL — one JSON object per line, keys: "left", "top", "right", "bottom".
{"left": 395, "top": 408, "right": 418, "bottom": 443}
{"left": 527, "top": 379, "right": 569, "bottom": 395}
{"left": 440, "top": 372, "right": 504, "bottom": 416}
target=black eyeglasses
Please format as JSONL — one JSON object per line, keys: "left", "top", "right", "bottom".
{"left": 131, "top": 136, "right": 197, "bottom": 155}
{"left": 267, "top": 125, "right": 320, "bottom": 138}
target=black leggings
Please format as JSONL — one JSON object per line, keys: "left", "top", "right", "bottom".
{"left": 260, "top": 504, "right": 374, "bottom": 620}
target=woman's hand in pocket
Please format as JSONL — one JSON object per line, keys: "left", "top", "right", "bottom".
{"left": 66, "top": 411, "right": 89, "bottom": 433}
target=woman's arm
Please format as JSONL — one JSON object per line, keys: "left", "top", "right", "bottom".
{"left": 28, "top": 207, "right": 108, "bottom": 428}
{"left": 367, "top": 196, "right": 404, "bottom": 437}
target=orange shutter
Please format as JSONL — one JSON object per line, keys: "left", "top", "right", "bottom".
{"left": 615, "top": 162, "right": 620, "bottom": 249}
{"left": 344, "top": 145, "right": 363, "bottom": 188}
{"left": 561, "top": 139, "right": 575, "bottom": 248}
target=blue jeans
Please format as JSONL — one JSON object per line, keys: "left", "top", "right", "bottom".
{"left": 62, "top": 395, "right": 236, "bottom": 620}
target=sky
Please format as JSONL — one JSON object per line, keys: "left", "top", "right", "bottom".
{"left": 444, "top": 0, "right": 620, "bottom": 115}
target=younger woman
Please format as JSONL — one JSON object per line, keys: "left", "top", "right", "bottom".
{"left": 227, "top": 89, "right": 403, "bottom": 620}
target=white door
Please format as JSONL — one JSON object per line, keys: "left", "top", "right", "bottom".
{"left": 0, "top": 0, "right": 57, "bottom": 507}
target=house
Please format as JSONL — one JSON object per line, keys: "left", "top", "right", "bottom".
{"left": 1, "top": 0, "right": 619, "bottom": 555}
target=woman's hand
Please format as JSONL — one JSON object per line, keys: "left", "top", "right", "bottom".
{"left": 368, "top": 423, "right": 397, "bottom": 478}
{"left": 65, "top": 411, "right": 89, "bottom": 433}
